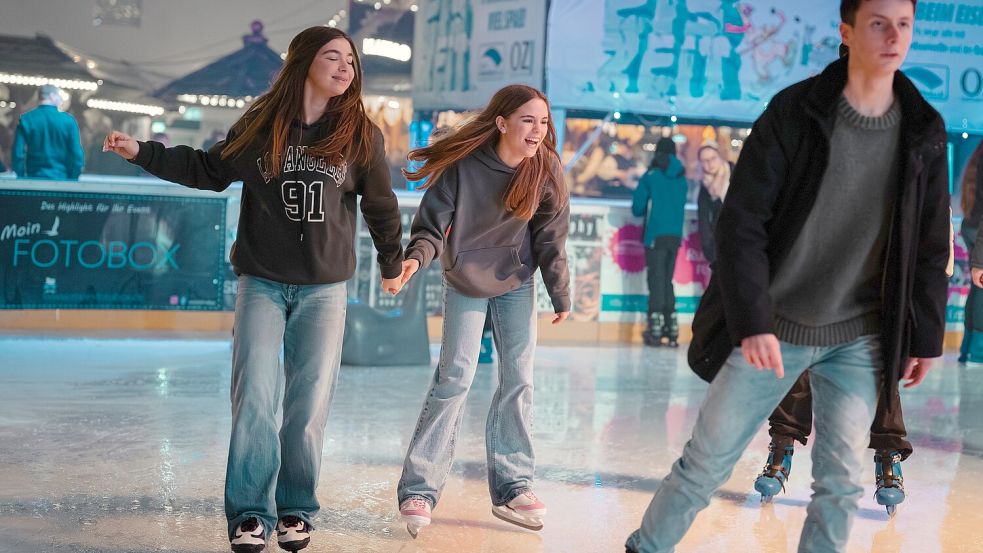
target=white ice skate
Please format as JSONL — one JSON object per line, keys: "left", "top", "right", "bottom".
{"left": 491, "top": 491, "right": 546, "bottom": 531}
{"left": 399, "top": 497, "right": 431, "bottom": 538}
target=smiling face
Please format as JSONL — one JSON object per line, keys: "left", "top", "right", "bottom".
{"left": 306, "top": 37, "right": 356, "bottom": 98}
{"left": 840, "top": 0, "right": 913, "bottom": 77}
{"left": 496, "top": 97, "right": 550, "bottom": 161}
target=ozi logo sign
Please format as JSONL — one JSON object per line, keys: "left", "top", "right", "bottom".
{"left": 477, "top": 43, "right": 506, "bottom": 81}
{"left": 902, "top": 63, "right": 949, "bottom": 101}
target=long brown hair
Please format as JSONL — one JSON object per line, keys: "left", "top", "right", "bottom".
{"left": 222, "top": 27, "right": 373, "bottom": 174}
{"left": 404, "top": 84, "right": 566, "bottom": 220}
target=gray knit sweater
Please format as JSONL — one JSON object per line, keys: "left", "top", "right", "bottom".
{"left": 769, "top": 95, "right": 902, "bottom": 346}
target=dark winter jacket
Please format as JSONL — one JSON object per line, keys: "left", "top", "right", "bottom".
{"left": 631, "top": 156, "right": 688, "bottom": 247}
{"left": 697, "top": 184, "right": 725, "bottom": 265}
{"left": 689, "top": 57, "right": 950, "bottom": 404}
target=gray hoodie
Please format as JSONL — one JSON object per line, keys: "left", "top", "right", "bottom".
{"left": 406, "top": 144, "right": 571, "bottom": 313}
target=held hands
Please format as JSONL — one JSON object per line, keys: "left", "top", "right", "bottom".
{"left": 381, "top": 258, "right": 421, "bottom": 296}
{"left": 399, "top": 259, "right": 420, "bottom": 287}
{"left": 103, "top": 131, "right": 139, "bottom": 160}
{"left": 740, "top": 333, "right": 785, "bottom": 378}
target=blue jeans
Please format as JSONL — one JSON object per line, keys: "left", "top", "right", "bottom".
{"left": 398, "top": 277, "right": 537, "bottom": 508}
{"left": 225, "top": 276, "right": 347, "bottom": 539}
{"left": 627, "top": 335, "right": 882, "bottom": 553}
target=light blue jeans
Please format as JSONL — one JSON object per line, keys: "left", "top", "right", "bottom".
{"left": 225, "top": 275, "right": 347, "bottom": 540}
{"left": 627, "top": 335, "right": 882, "bottom": 553}
{"left": 398, "top": 277, "right": 537, "bottom": 508}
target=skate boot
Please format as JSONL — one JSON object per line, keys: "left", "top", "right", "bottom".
{"left": 874, "top": 450, "right": 905, "bottom": 517}
{"left": 399, "top": 496, "right": 432, "bottom": 538}
{"left": 491, "top": 490, "right": 546, "bottom": 531}
{"left": 230, "top": 517, "right": 266, "bottom": 553}
{"left": 478, "top": 330, "right": 495, "bottom": 364}
{"left": 642, "top": 312, "right": 664, "bottom": 347}
{"left": 662, "top": 313, "right": 679, "bottom": 348}
{"left": 754, "top": 436, "right": 795, "bottom": 503}
{"left": 276, "top": 516, "right": 310, "bottom": 551}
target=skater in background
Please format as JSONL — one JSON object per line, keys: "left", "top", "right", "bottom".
{"left": 695, "top": 143, "right": 731, "bottom": 266}
{"left": 960, "top": 146, "right": 983, "bottom": 362}
{"left": 632, "top": 136, "right": 688, "bottom": 347}
{"left": 627, "top": 0, "right": 949, "bottom": 551}
{"left": 752, "top": 369, "right": 913, "bottom": 516}
{"left": 394, "top": 84, "right": 570, "bottom": 537}
{"left": 105, "top": 27, "right": 405, "bottom": 553}
{"left": 11, "top": 84, "right": 84, "bottom": 180}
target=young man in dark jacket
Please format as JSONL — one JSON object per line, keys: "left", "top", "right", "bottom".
{"left": 626, "top": 1, "right": 949, "bottom": 552}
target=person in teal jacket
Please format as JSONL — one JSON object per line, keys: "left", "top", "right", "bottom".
{"left": 11, "top": 85, "right": 84, "bottom": 180}
{"left": 632, "top": 136, "right": 688, "bottom": 346}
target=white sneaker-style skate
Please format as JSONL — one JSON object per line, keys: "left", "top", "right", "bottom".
{"left": 491, "top": 491, "right": 546, "bottom": 531}
{"left": 399, "top": 496, "right": 432, "bottom": 538}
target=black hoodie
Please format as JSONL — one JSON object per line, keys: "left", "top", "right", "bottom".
{"left": 130, "top": 117, "right": 403, "bottom": 284}
{"left": 406, "top": 144, "right": 571, "bottom": 313}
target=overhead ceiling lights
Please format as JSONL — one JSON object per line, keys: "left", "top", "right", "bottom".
{"left": 176, "top": 94, "right": 248, "bottom": 109}
{"left": 0, "top": 73, "right": 98, "bottom": 91}
{"left": 363, "top": 38, "right": 412, "bottom": 62}
{"left": 86, "top": 98, "right": 164, "bottom": 116}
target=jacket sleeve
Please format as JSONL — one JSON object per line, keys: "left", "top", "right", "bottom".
{"left": 129, "top": 129, "right": 241, "bottom": 192}
{"left": 405, "top": 170, "right": 456, "bottom": 269}
{"left": 909, "top": 126, "right": 952, "bottom": 358}
{"left": 631, "top": 174, "right": 649, "bottom": 217}
{"left": 11, "top": 119, "right": 27, "bottom": 176}
{"left": 714, "top": 102, "right": 790, "bottom": 343}
{"left": 357, "top": 127, "right": 404, "bottom": 280}
{"left": 66, "top": 117, "right": 84, "bottom": 180}
{"left": 531, "top": 192, "right": 571, "bottom": 313}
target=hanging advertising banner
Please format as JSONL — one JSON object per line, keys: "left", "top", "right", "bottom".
{"left": 412, "top": 0, "right": 547, "bottom": 111}
{"left": 0, "top": 190, "right": 226, "bottom": 310}
{"left": 547, "top": 0, "right": 983, "bottom": 132}
{"left": 904, "top": 1, "right": 983, "bottom": 133}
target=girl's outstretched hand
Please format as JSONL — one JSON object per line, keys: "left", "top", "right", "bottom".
{"left": 103, "top": 131, "right": 139, "bottom": 160}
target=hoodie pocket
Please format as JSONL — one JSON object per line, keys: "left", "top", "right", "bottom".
{"left": 447, "top": 246, "right": 531, "bottom": 296}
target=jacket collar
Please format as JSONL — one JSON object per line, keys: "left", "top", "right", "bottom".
{"left": 803, "top": 57, "right": 941, "bottom": 144}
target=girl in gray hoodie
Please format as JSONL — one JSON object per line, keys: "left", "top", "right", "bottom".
{"left": 393, "top": 84, "right": 571, "bottom": 537}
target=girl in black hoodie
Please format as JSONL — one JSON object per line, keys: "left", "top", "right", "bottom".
{"left": 104, "top": 27, "right": 404, "bottom": 553}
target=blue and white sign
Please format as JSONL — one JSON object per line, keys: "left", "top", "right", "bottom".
{"left": 0, "top": 190, "right": 227, "bottom": 310}
{"left": 411, "top": 0, "right": 547, "bottom": 110}
{"left": 546, "top": 0, "right": 983, "bottom": 132}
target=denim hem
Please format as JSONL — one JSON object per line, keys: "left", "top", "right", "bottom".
{"left": 275, "top": 510, "right": 316, "bottom": 531}
{"left": 494, "top": 485, "right": 531, "bottom": 507}
{"left": 227, "top": 512, "right": 273, "bottom": 541}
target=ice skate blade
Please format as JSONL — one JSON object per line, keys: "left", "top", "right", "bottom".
{"left": 491, "top": 506, "right": 544, "bottom": 531}
{"left": 402, "top": 516, "right": 429, "bottom": 539}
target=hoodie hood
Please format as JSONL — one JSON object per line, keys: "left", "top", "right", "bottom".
{"left": 472, "top": 143, "right": 517, "bottom": 174}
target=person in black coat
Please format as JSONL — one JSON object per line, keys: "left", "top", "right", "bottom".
{"left": 695, "top": 143, "right": 731, "bottom": 266}
{"left": 627, "top": 1, "right": 948, "bottom": 550}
